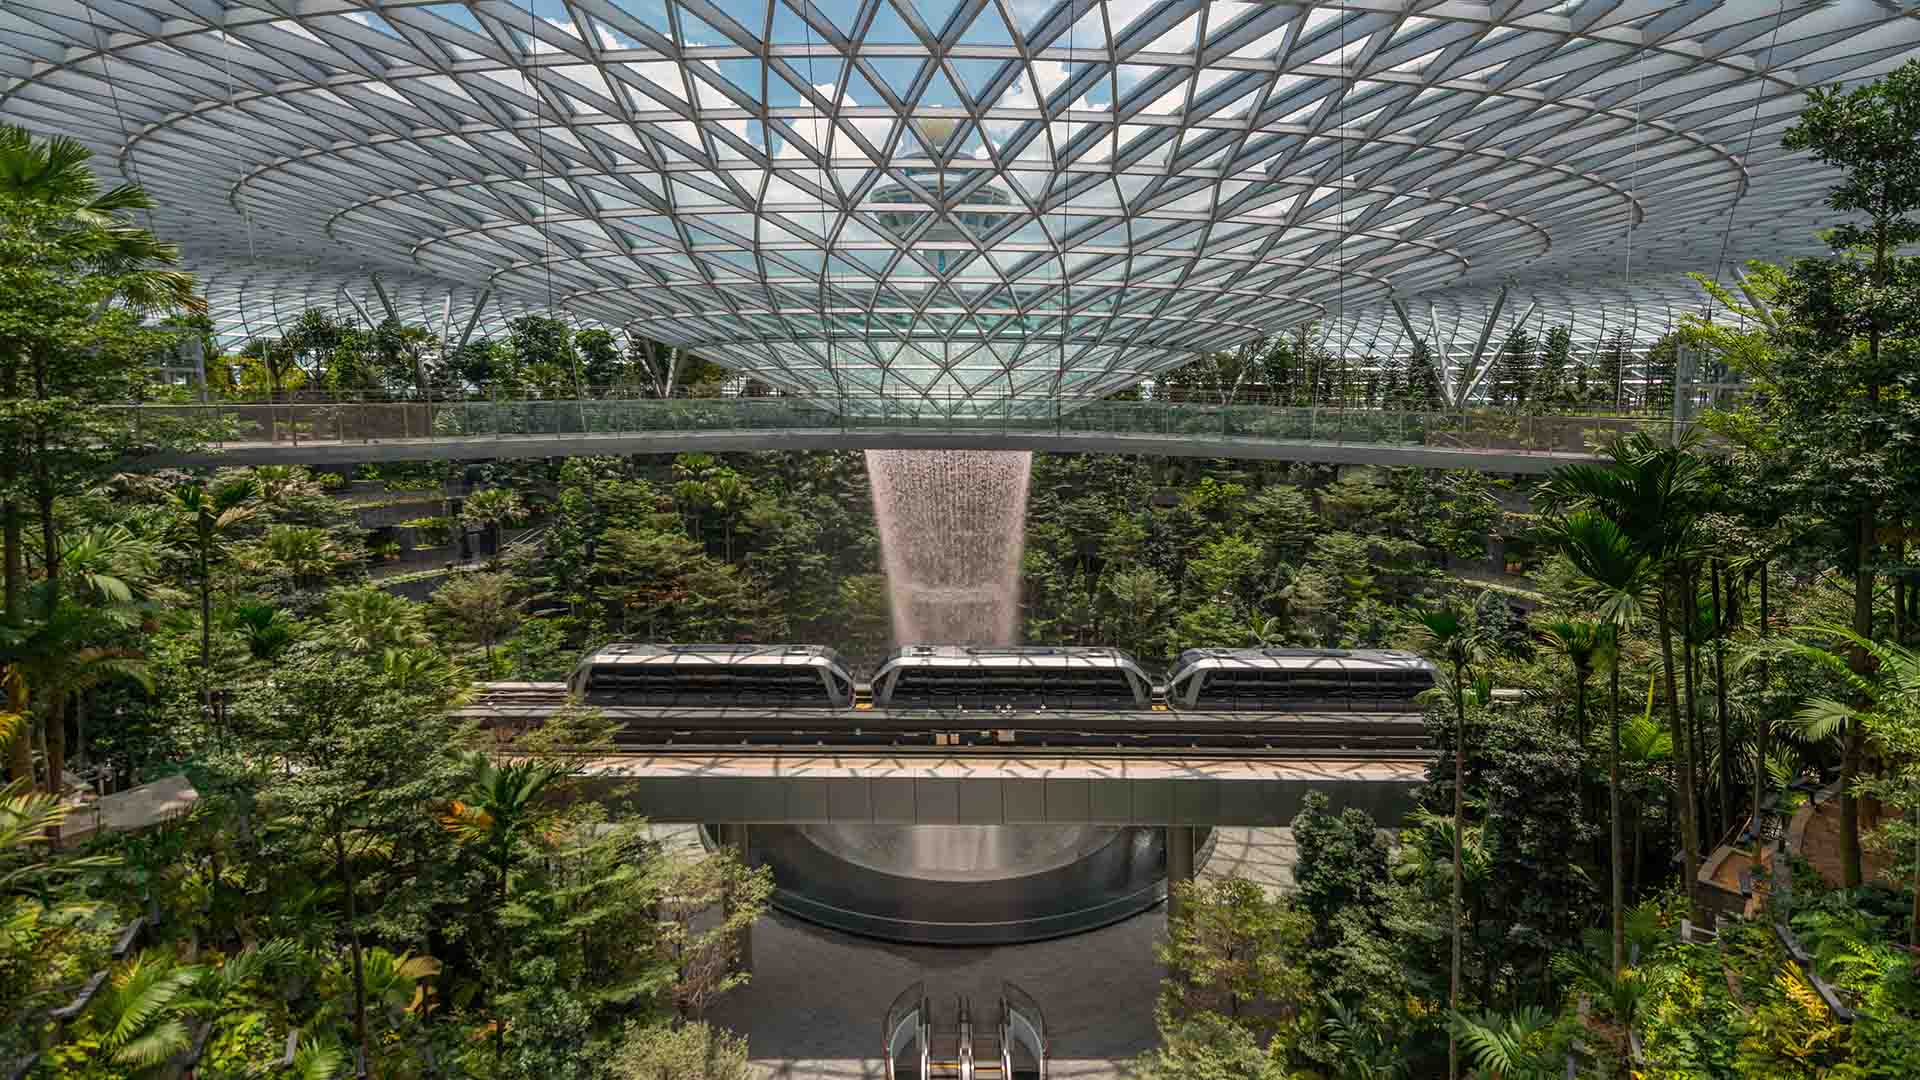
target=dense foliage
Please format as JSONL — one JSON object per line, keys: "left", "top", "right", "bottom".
{"left": 6, "top": 57, "right": 1920, "bottom": 1080}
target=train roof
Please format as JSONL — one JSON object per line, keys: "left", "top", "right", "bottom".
{"left": 577, "top": 643, "right": 848, "bottom": 668}
{"left": 879, "top": 645, "right": 1145, "bottom": 669}
{"left": 1171, "top": 648, "right": 1433, "bottom": 671}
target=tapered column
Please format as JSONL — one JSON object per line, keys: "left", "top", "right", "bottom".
{"left": 1165, "top": 826, "right": 1196, "bottom": 926}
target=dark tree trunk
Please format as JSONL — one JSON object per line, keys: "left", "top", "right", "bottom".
{"left": 44, "top": 689, "right": 66, "bottom": 796}
{"left": 1843, "top": 501, "right": 1874, "bottom": 889}
{"left": 1711, "top": 561, "right": 1732, "bottom": 839}
{"left": 1657, "top": 588, "right": 1700, "bottom": 916}
{"left": 334, "top": 832, "right": 372, "bottom": 1079}
{"left": 1753, "top": 565, "right": 1771, "bottom": 832}
{"left": 1449, "top": 655, "right": 1466, "bottom": 1080}
{"left": 1609, "top": 657, "right": 1625, "bottom": 974}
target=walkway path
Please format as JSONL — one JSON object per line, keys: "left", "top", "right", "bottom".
{"left": 119, "top": 399, "right": 1682, "bottom": 473}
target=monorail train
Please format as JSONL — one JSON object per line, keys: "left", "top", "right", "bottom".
{"left": 868, "top": 645, "right": 1155, "bottom": 710}
{"left": 565, "top": 642, "right": 1434, "bottom": 714}
{"left": 1165, "top": 648, "right": 1436, "bottom": 712}
{"left": 567, "top": 643, "right": 856, "bottom": 708}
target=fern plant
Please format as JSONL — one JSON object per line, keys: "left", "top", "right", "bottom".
{"left": 1448, "top": 1007, "right": 1562, "bottom": 1080}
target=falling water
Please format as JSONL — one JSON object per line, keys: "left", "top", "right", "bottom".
{"left": 865, "top": 449, "right": 1033, "bottom": 645}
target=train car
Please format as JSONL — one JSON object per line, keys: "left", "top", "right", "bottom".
{"left": 870, "top": 645, "right": 1154, "bottom": 710}
{"left": 567, "top": 644, "right": 855, "bottom": 708}
{"left": 1166, "top": 648, "right": 1436, "bottom": 712}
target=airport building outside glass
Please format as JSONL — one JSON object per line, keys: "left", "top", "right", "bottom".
{"left": 5, "top": 0, "right": 1917, "bottom": 411}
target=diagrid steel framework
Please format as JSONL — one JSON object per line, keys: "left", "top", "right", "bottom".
{"left": 5, "top": 1, "right": 1920, "bottom": 412}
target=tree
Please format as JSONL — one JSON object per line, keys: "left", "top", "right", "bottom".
{"left": 242, "top": 642, "right": 466, "bottom": 1077}
{"left": 374, "top": 316, "right": 437, "bottom": 395}
{"left": 1592, "top": 331, "right": 1627, "bottom": 411}
{"left": 170, "top": 477, "right": 256, "bottom": 716}
{"left": 1540, "top": 620, "right": 1602, "bottom": 743}
{"left": 1157, "top": 877, "right": 1313, "bottom": 1039}
{"left": 649, "top": 847, "right": 771, "bottom": 1019}
{"left": 1408, "top": 604, "right": 1489, "bottom": 1080}
{"left": 1290, "top": 791, "right": 1392, "bottom": 952}
{"left": 322, "top": 587, "right": 429, "bottom": 656}
{"left": 1783, "top": 625, "right": 1920, "bottom": 945}
{"left": 1541, "top": 433, "right": 1715, "bottom": 917}
{"left": 441, "top": 752, "right": 573, "bottom": 1060}
{"left": 1488, "top": 328, "right": 1537, "bottom": 409}
{"left": 0, "top": 125, "right": 196, "bottom": 736}
{"left": 607, "top": 1021, "right": 751, "bottom": 1080}
{"left": 1767, "top": 60, "right": 1920, "bottom": 887}
{"left": 576, "top": 328, "right": 625, "bottom": 388}
{"left": 1547, "top": 510, "right": 1654, "bottom": 974}
{"left": 507, "top": 315, "right": 580, "bottom": 391}
{"left": 1640, "top": 333, "right": 1680, "bottom": 416}
{"left": 1404, "top": 338, "right": 1444, "bottom": 411}
{"left": 433, "top": 571, "right": 523, "bottom": 667}
{"left": 1533, "top": 325, "right": 1574, "bottom": 409}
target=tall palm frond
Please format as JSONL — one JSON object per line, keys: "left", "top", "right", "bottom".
{"left": 1448, "top": 1007, "right": 1561, "bottom": 1080}
{"left": 289, "top": 1036, "right": 348, "bottom": 1080}
{"left": 1551, "top": 948, "right": 1646, "bottom": 1023}
{"left": 0, "top": 779, "right": 119, "bottom": 894}
{"left": 1779, "top": 623, "right": 1920, "bottom": 753}
{"left": 61, "top": 525, "right": 173, "bottom": 605}
{"left": 0, "top": 126, "right": 200, "bottom": 314}
{"left": 1320, "top": 995, "right": 1408, "bottom": 1079}
{"left": 92, "top": 952, "right": 209, "bottom": 1070}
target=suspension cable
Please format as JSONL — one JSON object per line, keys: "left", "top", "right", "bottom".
{"left": 82, "top": 2, "right": 153, "bottom": 232}
{"left": 1706, "top": 0, "right": 1789, "bottom": 321}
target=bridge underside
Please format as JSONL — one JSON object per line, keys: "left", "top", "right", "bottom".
{"left": 573, "top": 751, "right": 1424, "bottom": 826}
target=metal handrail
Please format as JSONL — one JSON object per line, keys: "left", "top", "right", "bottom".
{"left": 881, "top": 980, "right": 927, "bottom": 1079}
{"left": 1002, "top": 981, "right": 1048, "bottom": 1080}
{"left": 110, "top": 397, "right": 1702, "bottom": 459}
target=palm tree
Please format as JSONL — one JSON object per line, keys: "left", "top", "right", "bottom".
{"left": 3, "top": 604, "right": 150, "bottom": 792}
{"left": 1541, "top": 619, "right": 1602, "bottom": 743}
{"left": 0, "top": 125, "right": 197, "bottom": 639}
{"left": 171, "top": 477, "right": 257, "bottom": 716}
{"left": 1549, "top": 509, "right": 1654, "bottom": 974}
{"left": 254, "top": 525, "right": 344, "bottom": 589}
{"left": 1408, "top": 604, "right": 1488, "bottom": 1080}
{"left": 322, "top": 588, "right": 427, "bottom": 655}
{"left": 77, "top": 942, "right": 301, "bottom": 1078}
{"left": 229, "top": 601, "right": 297, "bottom": 661}
{"left": 82, "top": 952, "right": 208, "bottom": 1076}
{"left": 440, "top": 752, "right": 572, "bottom": 1059}
{"left": 1781, "top": 624, "right": 1920, "bottom": 946}
{"left": 2, "top": 777, "right": 117, "bottom": 898}
{"left": 1541, "top": 433, "right": 1714, "bottom": 918}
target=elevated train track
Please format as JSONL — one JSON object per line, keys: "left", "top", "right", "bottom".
{"left": 460, "top": 688, "right": 1434, "bottom": 755}
{"left": 462, "top": 644, "right": 1441, "bottom": 756}
{"left": 488, "top": 643, "right": 1435, "bottom": 942}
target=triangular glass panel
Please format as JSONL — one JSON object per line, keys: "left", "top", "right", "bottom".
{"left": 863, "top": 0, "right": 918, "bottom": 45}
{"left": 838, "top": 62, "right": 886, "bottom": 107}
{"left": 917, "top": 63, "right": 964, "bottom": 112}
{"left": 667, "top": 7, "right": 723, "bottom": 48}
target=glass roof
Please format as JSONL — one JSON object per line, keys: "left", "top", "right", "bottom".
{"left": 4, "top": 1, "right": 1919, "bottom": 406}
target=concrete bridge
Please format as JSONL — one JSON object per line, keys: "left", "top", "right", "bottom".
{"left": 118, "top": 397, "right": 1684, "bottom": 472}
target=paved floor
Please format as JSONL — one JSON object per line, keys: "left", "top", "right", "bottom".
{"left": 705, "top": 826, "right": 1298, "bottom": 1079}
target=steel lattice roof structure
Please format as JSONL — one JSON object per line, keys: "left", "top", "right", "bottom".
{"left": 5, "top": 1, "right": 1920, "bottom": 410}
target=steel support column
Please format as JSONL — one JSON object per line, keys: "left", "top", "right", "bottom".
{"left": 1165, "top": 825, "right": 1196, "bottom": 926}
